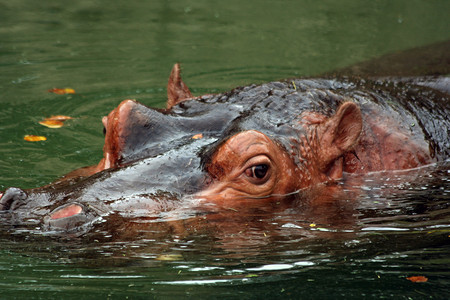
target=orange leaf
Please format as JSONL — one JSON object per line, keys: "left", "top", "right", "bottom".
{"left": 39, "top": 120, "right": 64, "bottom": 128}
{"left": 24, "top": 135, "right": 47, "bottom": 142}
{"left": 47, "top": 115, "right": 73, "bottom": 121}
{"left": 406, "top": 276, "right": 428, "bottom": 283}
{"left": 48, "top": 88, "right": 75, "bottom": 95}
{"left": 192, "top": 133, "right": 203, "bottom": 139}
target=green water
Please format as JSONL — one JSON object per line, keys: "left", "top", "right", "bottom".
{"left": 1, "top": 0, "right": 449, "bottom": 299}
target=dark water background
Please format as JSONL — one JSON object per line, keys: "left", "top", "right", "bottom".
{"left": 0, "top": 0, "right": 449, "bottom": 299}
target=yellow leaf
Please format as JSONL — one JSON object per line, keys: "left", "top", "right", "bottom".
{"left": 24, "top": 135, "right": 47, "bottom": 142}
{"left": 39, "top": 120, "right": 64, "bottom": 128}
{"left": 48, "top": 88, "right": 75, "bottom": 95}
{"left": 38, "top": 115, "right": 73, "bottom": 128}
{"left": 47, "top": 115, "right": 73, "bottom": 121}
{"left": 192, "top": 133, "right": 203, "bottom": 139}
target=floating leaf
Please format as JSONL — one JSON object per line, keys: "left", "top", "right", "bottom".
{"left": 192, "top": 133, "right": 203, "bottom": 139}
{"left": 155, "top": 254, "right": 183, "bottom": 261}
{"left": 38, "top": 115, "right": 73, "bottom": 128}
{"left": 24, "top": 135, "right": 47, "bottom": 142}
{"left": 47, "top": 115, "right": 73, "bottom": 121}
{"left": 39, "top": 120, "right": 64, "bottom": 128}
{"left": 406, "top": 276, "right": 428, "bottom": 283}
{"left": 48, "top": 88, "right": 75, "bottom": 95}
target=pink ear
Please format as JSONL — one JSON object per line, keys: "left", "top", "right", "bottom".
{"left": 318, "top": 102, "right": 362, "bottom": 171}
{"left": 167, "top": 63, "right": 193, "bottom": 109}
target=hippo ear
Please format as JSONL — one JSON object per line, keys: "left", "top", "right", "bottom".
{"left": 167, "top": 63, "right": 193, "bottom": 109}
{"left": 96, "top": 100, "right": 153, "bottom": 172}
{"left": 318, "top": 102, "right": 362, "bottom": 172}
{"left": 95, "top": 100, "right": 137, "bottom": 171}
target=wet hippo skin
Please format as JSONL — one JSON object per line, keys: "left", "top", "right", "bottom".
{"left": 1, "top": 63, "right": 449, "bottom": 234}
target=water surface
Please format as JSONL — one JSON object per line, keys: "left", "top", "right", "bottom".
{"left": 0, "top": 0, "right": 449, "bottom": 298}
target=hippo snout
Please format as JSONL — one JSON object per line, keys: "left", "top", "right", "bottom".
{"left": 0, "top": 187, "right": 27, "bottom": 211}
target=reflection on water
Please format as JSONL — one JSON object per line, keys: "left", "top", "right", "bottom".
{"left": 1, "top": 162, "right": 449, "bottom": 298}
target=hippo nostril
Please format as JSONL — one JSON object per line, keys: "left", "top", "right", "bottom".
{"left": 0, "top": 187, "right": 27, "bottom": 211}
{"left": 50, "top": 204, "right": 83, "bottom": 219}
{"left": 45, "top": 203, "right": 91, "bottom": 231}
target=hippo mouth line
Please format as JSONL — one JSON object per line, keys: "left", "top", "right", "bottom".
{"left": 219, "top": 189, "right": 304, "bottom": 200}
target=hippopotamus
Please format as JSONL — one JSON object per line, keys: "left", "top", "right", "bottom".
{"left": 1, "top": 63, "right": 449, "bottom": 235}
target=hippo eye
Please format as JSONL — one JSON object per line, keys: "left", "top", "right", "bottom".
{"left": 245, "top": 164, "right": 269, "bottom": 181}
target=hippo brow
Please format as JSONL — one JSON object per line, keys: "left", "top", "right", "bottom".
{"left": 199, "top": 110, "right": 257, "bottom": 169}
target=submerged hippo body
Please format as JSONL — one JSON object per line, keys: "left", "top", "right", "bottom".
{"left": 1, "top": 64, "right": 449, "bottom": 234}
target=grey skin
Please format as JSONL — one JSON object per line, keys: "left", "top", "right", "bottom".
{"left": 1, "top": 74, "right": 449, "bottom": 235}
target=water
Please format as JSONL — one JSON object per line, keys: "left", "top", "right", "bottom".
{"left": 1, "top": 163, "right": 449, "bottom": 298}
{"left": 1, "top": 0, "right": 449, "bottom": 298}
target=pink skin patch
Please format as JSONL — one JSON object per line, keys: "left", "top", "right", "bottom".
{"left": 50, "top": 204, "right": 83, "bottom": 220}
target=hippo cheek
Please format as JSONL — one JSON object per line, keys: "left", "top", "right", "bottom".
{"left": 44, "top": 204, "right": 93, "bottom": 231}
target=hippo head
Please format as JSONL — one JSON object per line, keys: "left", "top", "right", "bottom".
{"left": 0, "top": 64, "right": 363, "bottom": 233}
